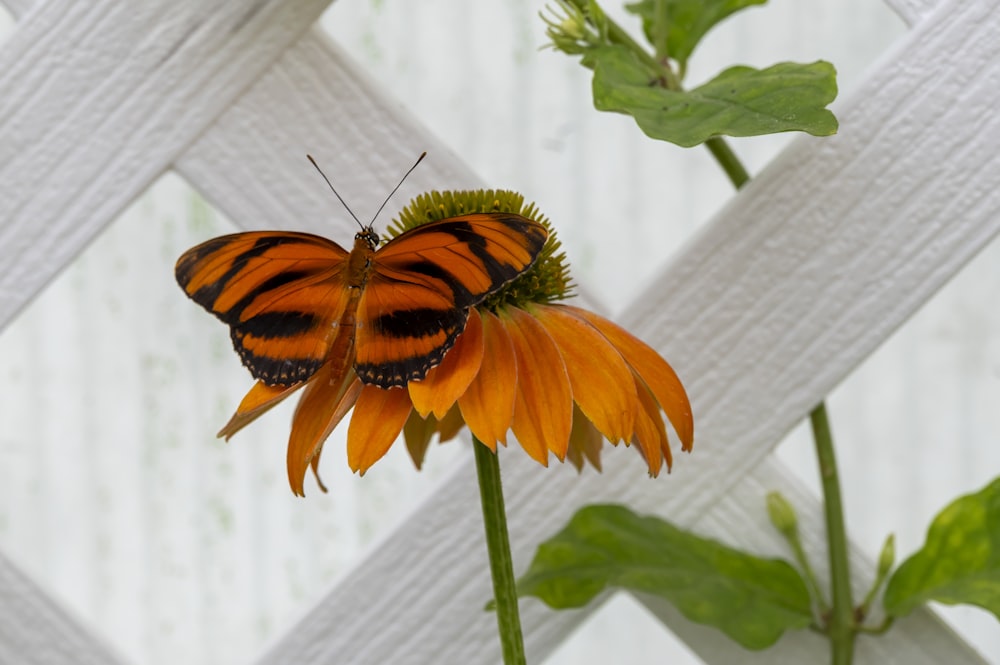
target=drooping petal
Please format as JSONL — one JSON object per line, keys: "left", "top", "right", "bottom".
{"left": 217, "top": 380, "right": 303, "bottom": 440}
{"left": 533, "top": 304, "right": 637, "bottom": 443}
{"left": 436, "top": 403, "right": 466, "bottom": 442}
{"left": 565, "top": 305, "right": 693, "bottom": 452}
{"left": 632, "top": 375, "right": 671, "bottom": 477}
{"left": 403, "top": 409, "right": 436, "bottom": 470}
{"left": 347, "top": 384, "right": 413, "bottom": 475}
{"left": 458, "top": 311, "right": 518, "bottom": 451}
{"left": 287, "top": 363, "right": 362, "bottom": 496}
{"left": 402, "top": 402, "right": 468, "bottom": 470}
{"left": 567, "top": 405, "right": 604, "bottom": 472}
{"left": 505, "top": 306, "right": 573, "bottom": 463}
{"left": 409, "top": 310, "right": 485, "bottom": 419}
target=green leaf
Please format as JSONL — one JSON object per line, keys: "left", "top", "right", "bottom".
{"left": 884, "top": 477, "right": 1000, "bottom": 619}
{"left": 587, "top": 45, "right": 838, "bottom": 147}
{"left": 516, "top": 504, "right": 813, "bottom": 650}
{"left": 626, "top": 0, "right": 767, "bottom": 69}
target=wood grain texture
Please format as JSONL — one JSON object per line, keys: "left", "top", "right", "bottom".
{"left": 0, "top": 0, "right": 332, "bottom": 332}
{"left": 175, "top": 30, "right": 481, "bottom": 238}
{"left": 885, "top": 0, "right": 939, "bottom": 25}
{"left": 0, "top": 553, "right": 127, "bottom": 665}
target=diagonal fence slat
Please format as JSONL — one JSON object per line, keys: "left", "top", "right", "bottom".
{"left": 0, "top": 0, "right": 332, "bottom": 333}
{"left": 0, "top": 553, "right": 128, "bottom": 665}
{"left": 885, "top": 0, "right": 938, "bottom": 25}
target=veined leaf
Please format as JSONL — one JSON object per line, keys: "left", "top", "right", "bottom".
{"left": 516, "top": 504, "right": 813, "bottom": 650}
{"left": 626, "top": 0, "right": 767, "bottom": 69}
{"left": 587, "top": 45, "right": 838, "bottom": 147}
{"left": 884, "top": 478, "right": 1000, "bottom": 619}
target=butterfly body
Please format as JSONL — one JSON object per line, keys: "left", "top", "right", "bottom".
{"left": 176, "top": 213, "right": 547, "bottom": 389}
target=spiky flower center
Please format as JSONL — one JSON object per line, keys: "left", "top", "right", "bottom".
{"left": 390, "top": 190, "right": 574, "bottom": 311}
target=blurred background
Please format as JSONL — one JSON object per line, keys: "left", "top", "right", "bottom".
{"left": 1, "top": 1, "right": 998, "bottom": 663}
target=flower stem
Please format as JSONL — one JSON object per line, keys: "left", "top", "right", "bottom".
{"left": 788, "top": 529, "right": 831, "bottom": 615}
{"left": 566, "top": 3, "right": 854, "bottom": 659}
{"left": 704, "top": 97, "right": 855, "bottom": 665}
{"left": 473, "top": 437, "right": 526, "bottom": 665}
{"left": 705, "top": 137, "right": 750, "bottom": 189}
{"left": 810, "top": 403, "right": 855, "bottom": 664}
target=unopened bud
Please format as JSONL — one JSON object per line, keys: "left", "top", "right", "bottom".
{"left": 766, "top": 491, "right": 798, "bottom": 538}
{"left": 877, "top": 533, "right": 896, "bottom": 578}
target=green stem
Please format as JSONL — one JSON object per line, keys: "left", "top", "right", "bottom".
{"left": 705, "top": 118, "right": 854, "bottom": 663}
{"left": 705, "top": 137, "right": 750, "bottom": 189}
{"left": 565, "top": 0, "right": 681, "bottom": 89}
{"left": 700, "top": 71, "right": 854, "bottom": 663}
{"left": 788, "top": 534, "right": 830, "bottom": 614}
{"left": 567, "top": 3, "right": 855, "bottom": 660}
{"left": 857, "top": 617, "right": 894, "bottom": 636}
{"left": 811, "top": 403, "right": 855, "bottom": 665}
{"left": 473, "top": 437, "right": 526, "bottom": 665}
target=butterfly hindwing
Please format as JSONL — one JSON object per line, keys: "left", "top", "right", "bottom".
{"left": 175, "top": 232, "right": 351, "bottom": 386}
{"left": 354, "top": 213, "right": 548, "bottom": 387}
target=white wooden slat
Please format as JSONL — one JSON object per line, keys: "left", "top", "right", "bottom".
{"left": 884, "top": 0, "right": 939, "bottom": 25}
{"left": 119, "top": 0, "right": 996, "bottom": 660}
{"left": 174, "top": 30, "right": 481, "bottom": 239}
{"left": 0, "top": 1, "right": 331, "bottom": 660}
{"left": 0, "top": 0, "right": 332, "bottom": 332}
{"left": 0, "top": 552, "right": 127, "bottom": 665}
{"left": 0, "top": 0, "right": 28, "bottom": 17}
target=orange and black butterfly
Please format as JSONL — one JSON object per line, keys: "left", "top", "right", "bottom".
{"left": 175, "top": 160, "right": 547, "bottom": 390}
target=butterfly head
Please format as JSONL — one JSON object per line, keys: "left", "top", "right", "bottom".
{"left": 357, "top": 226, "right": 381, "bottom": 250}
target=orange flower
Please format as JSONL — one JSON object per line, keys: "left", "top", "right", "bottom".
{"left": 219, "top": 301, "right": 692, "bottom": 495}
{"left": 406, "top": 304, "right": 693, "bottom": 474}
{"left": 216, "top": 192, "right": 693, "bottom": 495}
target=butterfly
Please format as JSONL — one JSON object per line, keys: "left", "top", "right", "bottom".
{"left": 175, "top": 212, "right": 548, "bottom": 389}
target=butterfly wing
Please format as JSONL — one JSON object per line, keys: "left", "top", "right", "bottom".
{"left": 175, "top": 232, "right": 351, "bottom": 386}
{"left": 354, "top": 213, "right": 548, "bottom": 387}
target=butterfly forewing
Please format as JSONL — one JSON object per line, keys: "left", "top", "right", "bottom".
{"left": 176, "top": 232, "right": 350, "bottom": 386}
{"left": 354, "top": 213, "right": 548, "bottom": 387}
{"left": 374, "top": 213, "right": 548, "bottom": 308}
{"left": 177, "top": 212, "right": 548, "bottom": 391}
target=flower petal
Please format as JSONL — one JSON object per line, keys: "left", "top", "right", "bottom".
{"left": 436, "top": 403, "right": 466, "bottom": 442}
{"left": 565, "top": 305, "right": 693, "bottom": 451}
{"left": 409, "top": 310, "right": 485, "bottom": 419}
{"left": 347, "top": 384, "right": 413, "bottom": 475}
{"left": 458, "top": 311, "right": 517, "bottom": 451}
{"left": 403, "top": 402, "right": 467, "bottom": 470}
{"left": 403, "top": 409, "right": 436, "bottom": 470}
{"left": 632, "top": 376, "right": 670, "bottom": 477}
{"left": 568, "top": 405, "right": 604, "bottom": 472}
{"left": 505, "top": 306, "right": 573, "bottom": 463}
{"left": 217, "top": 380, "right": 303, "bottom": 440}
{"left": 286, "top": 362, "right": 361, "bottom": 496}
{"left": 534, "top": 304, "right": 637, "bottom": 443}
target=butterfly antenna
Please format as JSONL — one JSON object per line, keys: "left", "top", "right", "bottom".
{"left": 368, "top": 151, "right": 427, "bottom": 225}
{"left": 307, "top": 154, "right": 365, "bottom": 230}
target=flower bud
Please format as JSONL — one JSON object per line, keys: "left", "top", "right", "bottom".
{"left": 766, "top": 491, "right": 798, "bottom": 538}
{"left": 877, "top": 533, "right": 895, "bottom": 579}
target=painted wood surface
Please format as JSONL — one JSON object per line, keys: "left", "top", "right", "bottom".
{"left": 0, "top": 556, "right": 127, "bottom": 665}
{"left": 0, "top": 0, "right": 331, "bottom": 331}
